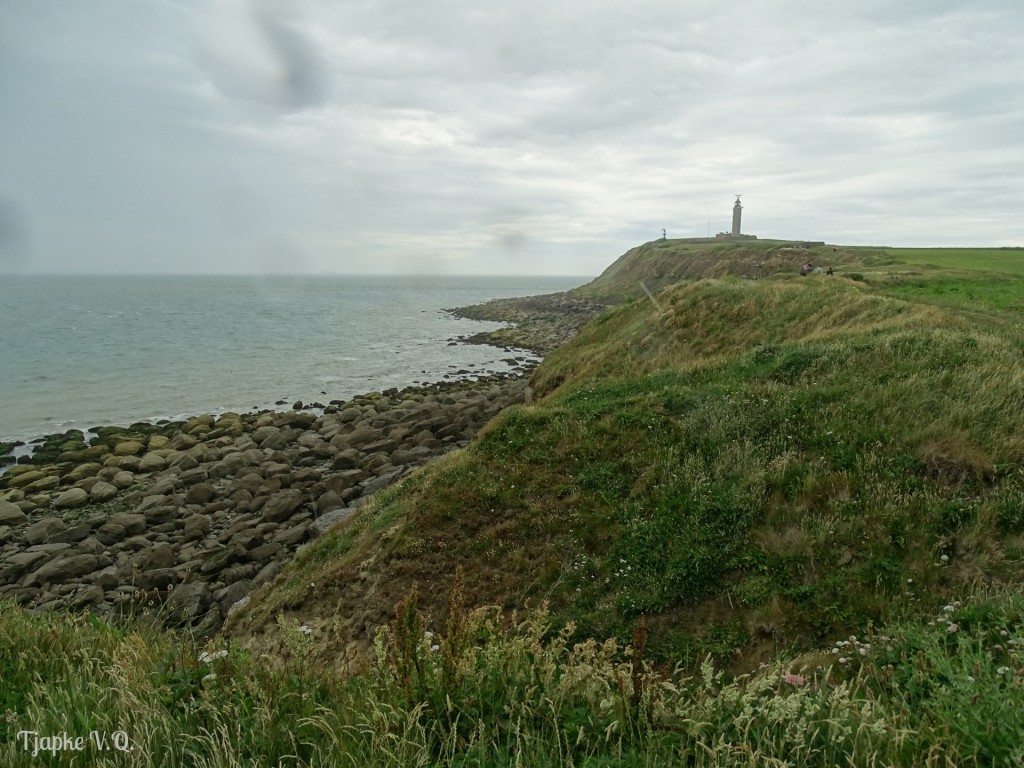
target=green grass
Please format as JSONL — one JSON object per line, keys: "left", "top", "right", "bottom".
{"left": 236, "top": 276, "right": 1024, "bottom": 674}
{"left": 3, "top": 586, "right": 1024, "bottom": 766}
{"left": 877, "top": 247, "right": 1024, "bottom": 276}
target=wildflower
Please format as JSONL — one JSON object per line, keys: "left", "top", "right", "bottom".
{"left": 907, "top": 578, "right": 913, "bottom": 584}
{"left": 943, "top": 604, "right": 955, "bottom": 613}
{"left": 1000, "top": 630, "right": 1008, "bottom": 637}
{"left": 431, "top": 644, "right": 440, "bottom": 652}
{"left": 997, "top": 667, "right": 1010, "bottom": 676}
{"left": 298, "top": 625, "right": 313, "bottom": 636}
{"left": 199, "top": 650, "right": 228, "bottom": 664}
{"left": 838, "top": 657, "right": 850, "bottom": 664}
{"left": 859, "top": 647, "right": 868, "bottom": 656}
{"left": 203, "top": 673, "right": 217, "bottom": 683}
{"left": 759, "top": 661, "right": 769, "bottom": 669}
{"left": 782, "top": 674, "right": 806, "bottom": 686}
{"left": 940, "top": 554, "right": 949, "bottom": 562}
{"left": 967, "top": 676, "right": 975, "bottom": 683}
{"left": 947, "top": 623, "right": 958, "bottom": 634}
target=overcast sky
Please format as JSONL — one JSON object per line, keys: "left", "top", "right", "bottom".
{"left": 1, "top": 0, "right": 1021, "bottom": 276}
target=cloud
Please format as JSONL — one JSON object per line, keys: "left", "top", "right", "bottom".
{"left": 1, "top": 0, "right": 1022, "bottom": 274}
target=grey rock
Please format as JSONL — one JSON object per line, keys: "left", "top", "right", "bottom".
{"left": 310, "top": 507, "right": 356, "bottom": 537}
{"left": 214, "top": 579, "right": 252, "bottom": 614}
{"left": 148, "top": 477, "right": 178, "bottom": 496}
{"left": 70, "top": 584, "right": 105, "bottom": 610}
{"left": 0, "top": 551, "right": 49, "bottom": 582}
{"left": 90, "top": 481, "right": 119, "bottom": 503}
{"left": 144, "top": 506, "right": 177, "bottom": 525}
{"left": 25, "top": 517, "right": 64, "bottom": 546}
{"left": 252, "top": 559, "right": 285, "bottom": 588}
{"left": 47, "top": 523, "right": 93, "bottom": 545}
{"left": 28, "top": 554, "right": 100, "bottom": 585}
{"left": 177, "top": 468, "right": 210, "bottom": 487}
{"left": 166, "top": 582, "right": 210, "bottom": 622}
{"left": 316, "top": 490, "right": 345, "bottom": 515}
{"left": 185, "top": 483, "right": 216, "bottom": 505}
{"left": 54, "top": 487, "right": 90, "bottom": 509}
{"left": 229, "top": 530, "right": 264, "bottom": 551}
{"left": 138, "top": 453, "right": 168, "bottom": 472}
{"left": 247, "top": 541, "right": 281, "bottom": 563}
{"left": 182, "top": 513, "right": 210, "bottom": 541}
{"left": 273, "top": 522, "right": 309, "bottom": 546}
{"left": 361, "top": 465, "right": 411, "bottom": 497}
{"left": 134, "top": 567, "right": 178, "bottom": 591}
{"left": 0, "top": 500, "right": 27, "bottom": 527}
{"left": 144, "top": 543, "right": 176, "bottom": 571}
{"left": 221, "top": 563, "right": 258, "bottom": 583}
{"left": 261, "top": 489, "right": 303, "bottom": 523}
{"left": 96, "top": 523, "right": 127, "bottom": 546}
{"left": 108, "top": 513, "right": 146, "bottom": 536}
{"left": 93, "top": 566, "right": 119, "bottom": 590}
{"left": 200, "top": 545, "right": 245, "bottom": 575}
{"left": 76, "top": 537, "right": 106, "bottom": 556}
{"left": 111, "top": 471, "right": 136, "bottom": 489}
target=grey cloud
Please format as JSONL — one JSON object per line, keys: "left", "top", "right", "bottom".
{"left": 1, "top": 0, "right": 1022, "bottom": 274}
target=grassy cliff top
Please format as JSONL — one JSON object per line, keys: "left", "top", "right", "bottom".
{"left": 229, "top": 246, "right": 1024, "bottom": 671}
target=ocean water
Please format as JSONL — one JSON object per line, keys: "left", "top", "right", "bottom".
{"left": 0, "top": 274, "right": 585, "bottom": 446}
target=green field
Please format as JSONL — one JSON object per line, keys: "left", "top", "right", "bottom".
{"left": 876, "top": 247, "right": 1024, "bottom": 275}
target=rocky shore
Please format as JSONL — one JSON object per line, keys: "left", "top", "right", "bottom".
{"left": 0, "top": 371, "right": 534, "bottom": 636}
{"left": 447, "top": 291, "right": 607, "bottom": 354}
{"left": 0, "top": 288, "right": 610, "bottom": 638}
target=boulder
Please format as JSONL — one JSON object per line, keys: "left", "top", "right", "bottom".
{"left": 143, "top": 543, "right": 176, "bottom": 571}
{"left": 92, "top": 566, "right": 119, "bottom": 590}
{"left": 46, "top": 523, "right": 92, "bottom": 544}
{"left": 111, "top": 471, "right": 136, "bottom": 489}
{"left": 185, "top": 483, "right": 216, "bottom": 506}
{"left": 214, "top": 579, "right": 253, "bottom": 614}
{"left": 138, "top": 452, "right": 167, "bottom": 473}
{"left": 25, "top": 517, "right": 64, "bottom": 545}
{"left": 0, "top": 500, "right": 27, "bottom": 527}
{"left": 273, "top": 522, "right": 309, "bottom": 547}
{"left": 70, "top": 584, "right": 105, "bottom": 610}
{"left": 310, "top": 507, "right": 356, "bottom": 537}
{"left": 134, "top": 567, "right": 178, "bottom": 591}
{"left": 182, "top": 513, "right": 210, "bottom": 541}
{"left": 316, "top": 490, "right": 345, "bottom": 515}
{"left": 25, "top": 475, "right": 60, "bottom": 493}
{"left": 114, "top": 440, "right": 144, "bottom": 456}
{"left": 90, "top": 481, "right": 119, "bottom": 503}
{"left": 0, "top": 551, "right": 49, "bottom": 582}
{"left": 261, "top": 489, "right": 303, "bottom": 523}
{"left": 28, "top": 554, "right": 100, "bottom": 585}
{"left": 108, "top": 513, "right": 146, "bottom": 536}
{"left": 166, "top": 582, "right": 211, "bottom": 622}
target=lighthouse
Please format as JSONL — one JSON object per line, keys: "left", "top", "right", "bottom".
{"left": 731, "top": 196, "right": 742, "bottom": 236}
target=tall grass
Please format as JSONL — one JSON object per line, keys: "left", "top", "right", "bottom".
{"left": 3, "top": 585, "right": 1024, "bottom": 766}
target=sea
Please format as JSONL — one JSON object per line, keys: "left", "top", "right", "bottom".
{"left": 0, "top": 274, "right": 586, "bottom": 451}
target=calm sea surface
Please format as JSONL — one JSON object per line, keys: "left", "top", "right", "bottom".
{"left": 0, "top": 274, "right": 585, "bottom": 446}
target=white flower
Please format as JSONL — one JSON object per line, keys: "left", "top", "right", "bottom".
{"left": 299, "top": 625, "right": 313, "bottom": 636}
{"left": 943, "top": 605, "right": 955, "bottom": 613}
{"left": 997, "top": 667, "right": 1010, "bottom": 676}
{"left": 199, "top": 649, "right": 228, "bottom": 664}
{"left": 940, "top": 554, "right": 949, "bottom": 562}
{"left": 203, "top": 673, "right": 217, "bottom": 683}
